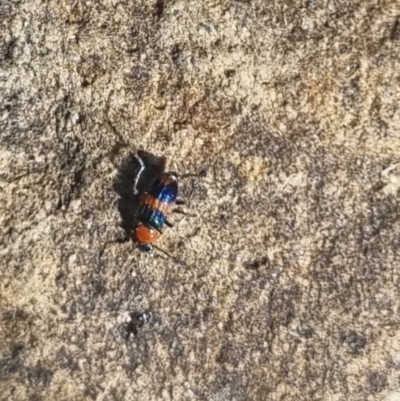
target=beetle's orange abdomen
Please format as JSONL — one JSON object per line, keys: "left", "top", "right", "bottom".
{"left": 140, "top": 194, "right": 173, "bottom": 216}
{"left": 135, "top": 224, "right": 160, "bottom": 244}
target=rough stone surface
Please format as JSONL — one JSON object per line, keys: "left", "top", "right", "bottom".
{"left": 1, "top": 1, "right": 400, "bottom": 400}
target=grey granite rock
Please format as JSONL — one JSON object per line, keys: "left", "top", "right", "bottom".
{"left": 1, "top": 1, "right": 400, "bottom": 400}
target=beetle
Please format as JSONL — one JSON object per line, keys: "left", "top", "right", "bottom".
{"left": 132, "top": 153, "right": 184, "bottom": 251}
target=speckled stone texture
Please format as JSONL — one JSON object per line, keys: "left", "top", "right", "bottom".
{"left": 1, "top": 1, "right": 400, "bottom": 400}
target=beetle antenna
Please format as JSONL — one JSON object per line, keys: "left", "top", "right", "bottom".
{"left": 133, "top": 153, "right": 145, "bottom": 194}
{"left": 178, "top": 169, "right": 206, "bottom": 179}
{"left": 153, "top": 244, "right": 187, "bottom": 267}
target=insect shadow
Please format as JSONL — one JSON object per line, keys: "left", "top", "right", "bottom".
{"left": 113, "top": 150, "right": 166, "bottom": 241}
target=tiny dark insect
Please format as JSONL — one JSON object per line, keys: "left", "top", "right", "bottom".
{"left": 126, "top": 311, "right": 150, "bottom": 338}
{"left": 132, "top": 153, "right": 202, "bottom": 252}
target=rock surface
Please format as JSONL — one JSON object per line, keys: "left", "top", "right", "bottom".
{"left": 1, "top": 1, "right": 400, "bottom": 400}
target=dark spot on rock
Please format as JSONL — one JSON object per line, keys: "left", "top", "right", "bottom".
{"left": 0, "top": 352, "right": 22, "bottom": 375}
{"left": 341, "top": 330, "right": 366, "bottom": 353}
{"left": 199, "top": 22, "right": 212, "bottom": 33}
{"left": 2, "top": 308, "right": 29, "bottom": 323}
{"left": 154, "top": 0, "right": 164, "bottom": 19}
{"left": 298, "top": 327, "right": 313, "bottom": 339}
{"left": 366, "top": 371, "right": 388, "bottom": 393}
{"left": 244, "top": 256, "right": 268, "bottom": 270}
{"left": 56, "top": 346, "right": 80, "bottom": 372}
{"left": 216, "top": 344, "right": 240, "bottom": 367}
{"left": 390, "top": 17, "right": 400, "bottom": 41}
{"left": 84, "top": 384, "right": 99, "bottom": 400}
{"left": 26, "top": 363, "right": 53, "bottom": 388}
{"left": 11, "top": 343, "right": 24, "bottom": 358}
{"left": 224, "top": 69, "right": 236, "bottom": 78}
{"left": 171, "top": 44, "right": 181, "bottom": 64}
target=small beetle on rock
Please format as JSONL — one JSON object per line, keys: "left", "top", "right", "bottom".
{"left": 132, "top": 153, "right": 188, "bottom": 251}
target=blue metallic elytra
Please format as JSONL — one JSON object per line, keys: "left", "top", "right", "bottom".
{"left": 149, "top": 175, "right": 178, "bottom": 205}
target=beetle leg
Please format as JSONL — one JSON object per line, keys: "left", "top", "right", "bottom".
{"left": 175, "top": 199, "right": 185, "bottom": 205}
{"left": 173, "top": 208, "right": 196, "bottom": 217}
{"left": 154, "top": 226, "right": 164, "bottom": 234}
{"left": 172, "top": 207, "right": 185, "bottom": 215}
{"left": 165, "top": 219, "right": 174, "bottom": 228}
